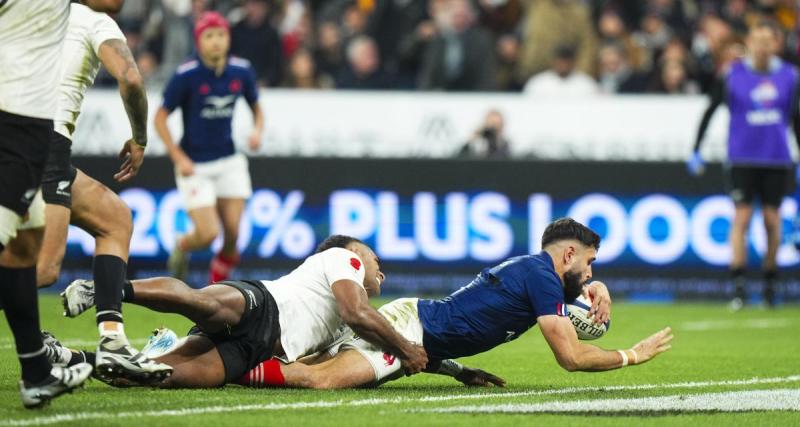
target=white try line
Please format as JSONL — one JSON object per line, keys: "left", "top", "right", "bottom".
{"left": 0, "top": 338, "right": 148, "bottom": 351}
{"left": 680, "top": 318, "right": 792, "bottom": 331}
{"left": 422, "top": 388, "right": 800, "bottom": 414}
{"left": 1, "top": 374, "right": 799, "bottom": 426}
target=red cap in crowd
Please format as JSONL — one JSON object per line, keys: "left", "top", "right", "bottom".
{"left": 193, "top": 12, "right": 230, "bottom": 45}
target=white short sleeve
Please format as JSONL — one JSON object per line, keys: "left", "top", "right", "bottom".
{"left": 88, "top": 12, "right": 126, "bottom": 54}
{"left": 320, "top": 248, "right": 366, "bottom": 288}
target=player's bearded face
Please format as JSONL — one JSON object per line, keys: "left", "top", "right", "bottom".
{"left": 562, "top": 266, "right": 586, "bottom": 304}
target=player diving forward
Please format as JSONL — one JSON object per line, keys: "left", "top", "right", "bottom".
{"left": 29, "top": 2, "right": 172, "bottom": 383}
{"left": 57, "top": 219, "right": 672, "bottom": 389}
{"left": 231, "top": 218, "right": 673, "bottom": 389}
{"left": 58, "top": 236, "right": 428, "bottom": 387}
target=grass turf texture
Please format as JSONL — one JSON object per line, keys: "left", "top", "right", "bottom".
{"left": 0, "top": 295, "right": 798, "bottom": 426}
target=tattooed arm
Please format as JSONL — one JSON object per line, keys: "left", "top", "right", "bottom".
{"left": 98, "top": 38, "right": 147, "bottom": 182}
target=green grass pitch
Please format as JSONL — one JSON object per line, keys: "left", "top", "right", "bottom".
{"left": 0, "top": 294, "right": 798, "bottom": 426}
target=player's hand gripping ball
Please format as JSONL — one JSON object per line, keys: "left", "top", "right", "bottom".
{"left": 567, "top": 294, "right": 610, "bottom": 340}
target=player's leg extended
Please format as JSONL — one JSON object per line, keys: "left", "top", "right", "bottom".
{"left": 729, "top": 202, "right": 753, "bottom": 307}
{"left": 155, "top": 335, "right": 227, "bottom": 388}
{"left": 761, "top": 205, "right": 781, "bottom": 306}
{"left": 210, "top": 198, "right": 244, "bottom": 282}
{"left": 282, "top": 350, "right": 378, "bottom": 389}
{"left": 36, "top": 203, "right": 70, "bottom": 287}
{"left": 124, "top": 278, "right": 246, "bottom": 334}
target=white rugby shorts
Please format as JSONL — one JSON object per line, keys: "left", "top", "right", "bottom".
{"left": 175, "top": 153, "right": 253, "bottom": 210}
{"left": 340, "top": 298, "right": 424, "bottom": 385}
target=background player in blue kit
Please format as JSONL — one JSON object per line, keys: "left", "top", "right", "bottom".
{"left": 689, "top": 21, "right": 800, "bottom": 310}
{"left": 155, "top": 11, "right": 264, "bottom": 284}
{"left": 237, "top": 218, "right": 674, "bottom": 389}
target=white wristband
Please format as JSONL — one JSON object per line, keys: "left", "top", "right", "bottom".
{"left": 618, "top": 350, "right": 629, "bottom": 367}
{"left": 630, "top": 349, "right": 639, "bottom": 365}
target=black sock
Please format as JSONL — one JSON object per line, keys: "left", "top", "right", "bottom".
{"left": 122, "top": 280, "right": 135, "bottom": 303}
{"left": 0, "top": 266, "right": 51, "bottom": 383}
{"left": 731, "top": 268, "right": 746, "bottom": 296}
{"left": 67, "top": 350, "right": 96, "bottom": 367}
{"left": 763, "top": 269, "right": 777, "bottom": 304}
{"left": 94, "top": 255, "right": 126, "bottom": 324}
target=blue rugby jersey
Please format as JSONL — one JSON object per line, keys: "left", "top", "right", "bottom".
{"left": 161, "top": 55, "right": 258, "bottom": 162}
{"left": 417, "top": 252, "right": 568, "bottom": 360}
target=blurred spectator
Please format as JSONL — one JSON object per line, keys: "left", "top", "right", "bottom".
{"left": 314, "top": 20, "right": 345, "bottom": 83}
{"left": 633, "top": 10, "right": 674, "bottom": 61}
{"left": 495, "top": 34, "right": 523, "bottom": 91}
{"left": 418, "top": 0, "right": 496, "bottom": 91}
{"left": 279, "top": 0, "right": 312, "bottom": 58}
{"left": 157, "top": 0, "right": 210, "bottom": 83}
{"left": 475, "top": 0, "right": 523, "bottom": 36}
{"left": 692, "top": 13, "right": 736, "bottom": 92}
{"left": 523, "top": 45, "right": 598, "bottom": 96}
{"left": 365, "top": 0, "right": 429, "bottom": 86}
{"left": 284, "top": 48, "right": 334, "bottom": 89}
{"left": 337, "top": 36, "right": 393, "bottom": 89}
{"left": 516, "top": 0, "right": 596, "bottom": 83}
{"left": 652, "top": 59, "right": 699, "bottom": 94}
{"left": 230, "top": 0, "right": 283, "bottom": 87}
{"left": 458, "top": 109, "right": 511, "bottom": 159}
{"left": 597, "top": 9, "right": 649, "bottom": 71}
{"left": 597, "top": 42, "right": 651, "bottom": 93}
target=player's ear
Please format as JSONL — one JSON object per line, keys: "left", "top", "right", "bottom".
{"left": 563, "top": 245, "right": 576, "bottom": 265}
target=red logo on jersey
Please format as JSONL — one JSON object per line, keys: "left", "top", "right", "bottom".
{"left": 382, "top": 352, "right": 396, "bottom": 367}
{"left": 229, "top": 79, "right": 242, "bottom": 93}
{"left": 199, "top": 83, "right": 210, "bottom": 95}
{"left": 350, "top": 258, "right": 361, "bottom": 271}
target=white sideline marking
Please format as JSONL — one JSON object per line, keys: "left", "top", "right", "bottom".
{"left": 1, "top": 375, "right": 799, "bottom": 426}
{"left": 423, "top": 389, "right": 800, "bottom": 414}
{"left": 0, "top": 338, "right": 148, "bottom": 351}
{"left": 680, "top": 318, "right": 791, "bottom": 331}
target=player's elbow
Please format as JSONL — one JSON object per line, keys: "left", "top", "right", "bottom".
{"left": 555, "top": 353, "right": 581, "bottom": 372}
{"left": 120, "top": 70, "right": 144, "bottom": 92}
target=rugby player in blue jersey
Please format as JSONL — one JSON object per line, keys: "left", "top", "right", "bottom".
{"left": 237, "top": 218, "right": 673, "bottom": 389}
{"left": 155, "top": 11, "right": 264, "bottom": 283}
{"left": 689, "top": 21, "right": 800, "bottom": 310}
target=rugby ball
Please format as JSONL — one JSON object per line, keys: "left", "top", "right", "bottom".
{"left": 566, "top": 294, "right": 610, "bottom": 340}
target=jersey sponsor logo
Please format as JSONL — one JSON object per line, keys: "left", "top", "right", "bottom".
{"left": 350, "top": 257, "right": 361, "bottom": 271}
{"left": 200, "top": 95, "right": 236, "bottom": 119}
{"left": 745, "top": 109, "right": 781, "bottom": 126}
{"left": 750, "top": 80, "right": 779, "bottom": 106}
{"left": 382, "top": 352, "right": 396, "bottom": 367}
{"left": 56, "top": 180, "right": 71, "bottom": 197}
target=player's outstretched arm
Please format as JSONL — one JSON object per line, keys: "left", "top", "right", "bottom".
{"left": 426, "top": 359, "right": 506, "bottom": 387}
{"left": 81, "top": 0, "right": 124, "bottom": 13}
{"left": 98, "top": 38, "right": 147, "bottom": 182}
{"left": 331, "top": 280, "right": 428, "bottom": 374}
{"left": 538, "top": 315, "right": 673, "bottom": 372}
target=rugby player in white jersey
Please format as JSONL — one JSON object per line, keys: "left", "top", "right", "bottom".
{"left": 0, "top": 0, "right": 124, "bottom": 408}
{"left": 27, "top": 1, "right": 171, "bottom": 384}
{"left": 58, "top": 235, "right": 428, "bottom": 387}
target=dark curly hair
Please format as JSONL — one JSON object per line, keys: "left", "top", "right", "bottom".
{"left": 541, "top": 218, "right": 600, "bottom": 250}
{"left": 315, "top": 235, "right": 364, "bottom": 253}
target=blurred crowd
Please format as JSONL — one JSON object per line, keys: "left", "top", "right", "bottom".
{"left": 109, "top": 0, "right": 799, "bottom": 94}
